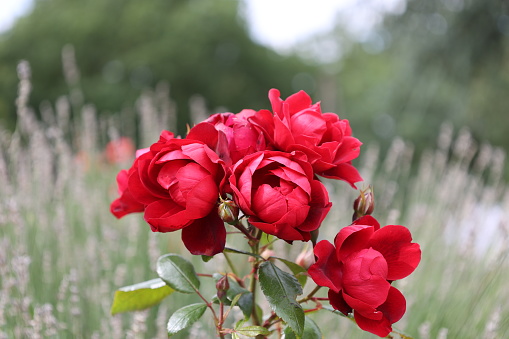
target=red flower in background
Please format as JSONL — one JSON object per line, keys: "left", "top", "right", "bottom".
{"left": 250, "top": 89, "right": 363, "bottom": 187}
{"left": 229, "top": 150, "right": 331, "bottom": 242}
{"left": 104, "top": 137, "right": 136, "bottom": 165}
{"left": 308, "top": 216, "right": 421, "bottom": 337}
{"left": 110, "top": 130, "right": 227, "bottom": 256}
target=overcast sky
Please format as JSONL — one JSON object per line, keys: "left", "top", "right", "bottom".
{"left": 0, "top": 0, "right": 405, "bottom": 47}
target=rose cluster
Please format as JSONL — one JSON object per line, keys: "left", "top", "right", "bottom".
{"left": 111, "top": 89, "right": 361, "bottom": 255}
{"left": 110, "top": 88, "right": 420, "bottom": 337}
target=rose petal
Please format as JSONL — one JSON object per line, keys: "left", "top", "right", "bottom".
{"left": 334, "top": 224, "right": 374, "bottom": 262}
{"left": 352, "top": 215, "right": 381, "bottom": 231}
{"left": 319, "top": 162, "right": 363, "bottom": 188}
{"left": 342, "top": 248, "right": 390, "bottom": 308}
{"left": 353, "top": 286, "right": 406, "bottom": 337}
{"left": 368, "top": 225, "right": 421, "bottom": 280}
{"left": 144, "top": 200, "right": 190, "bottom": 232}
{"left": 181, "top": 212, "right": 226, "bottom": 256}
{"left": 328, "top": 290, "right": 352, "bottom": 316}
{"left": 308, "top": 240, "right": 342, "bottom": 292}
{"left": 252, "top": 184, "right": 288, "bottom": 223}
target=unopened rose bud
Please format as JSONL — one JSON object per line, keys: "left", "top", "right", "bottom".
{"left": 260, "top": 249, "right": 275, "bottom": 261}
{"left": 295, "top": 248, "right": 315, "bottom": 270}
{"left": 353, "top": 185, "right": 375, "bottom": 221}
{"left": 218, "top": 199, "right": 239, "bottom": 224}
{"left": 216, "top": 275, "right": 230, "bottom": 302}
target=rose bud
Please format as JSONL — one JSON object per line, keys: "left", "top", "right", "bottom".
{"left": 260, "top": 249, "right": 275, "bottom": 261}
{"left": 216, "top": 275, "right": 230, "bottom": 302}
{"left": 352, "top": 185, "right": 375, "bottom": 221}
{"left": 295, "top": 247, "right": 315, "bottom": 270}
{"left": 218, "top": 198, "right": 239, "bottom": 225}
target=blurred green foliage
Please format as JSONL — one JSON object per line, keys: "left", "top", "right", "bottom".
{"left": 0, "top": 0, "right": 317, "bottom": 134}
{"left": 335, "top": 0, "right": 508, "bottom": 156}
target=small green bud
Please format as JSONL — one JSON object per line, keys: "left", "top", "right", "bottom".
{"left": 353, "top": 185, "right": 375, "bottom": 221}
{"left": 218, "top": 199, "right": 239, "bottom": 224}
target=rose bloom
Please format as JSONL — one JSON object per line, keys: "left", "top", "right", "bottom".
{"left": 110, "top": 130, "right": 227, "bottom": 256}
{"left": 229, "top": 150, "right": 331, "bottom": 242}
{"left": 187, "top": 110, "right": 269, "bottom": 167}
{"left": 308, "top": 216, "right": 421, "bottom": 337}
{"left": 250, "top": 89, "right": 363, "bottom": 187}
{"left": 104, "top": 137, "right": 136, "bottom": 165}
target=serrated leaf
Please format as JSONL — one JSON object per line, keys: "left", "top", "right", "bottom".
{"left": 235, "top": 325, "right": 272, "bottom": 337}
{"left": 283, "top": 317, "right": 322, "bottom": 339}
{"left": 259, "top": 261, "right": 304, "bottom": 337}
{"left": 110, "top": 278, "right": 174, "bottom": 315}
{"left": 156, "top": 254, "right": 200, "bottom": 294}
{"left": 167, "top": 303, "right": 207, "bottom": 336}
{"left": 272, "top": 257, "right": 308, "bottom": 287}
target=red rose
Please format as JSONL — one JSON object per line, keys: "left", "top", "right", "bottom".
{"left": 229, "top": 150, "right": 331, "bottom": 242}
{"left": 110, "top": 130, "right": 227, "bottom": 256}
{"left": 308, "top": 216, "right": 421, "bottom": 337}
{"left": 250, "top": 89, "right": 363, "bottom": 187}
{"left": 187, "top": 110, "right": 269, "bottom": 166}
{"left": 110, "top": 167, "right": 145, "bottom": 218}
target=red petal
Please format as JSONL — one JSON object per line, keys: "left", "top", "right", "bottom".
{"left": 319, "top": 163, "right": 363, "bottom": 188}
{"left": 249, "top": 218, "right": 305, "bottom": 241}
{"left": 353, "top": 286, "right": 406, "bottom": 337}
{"left": 273, "top": 115, "right": 295, "bottom": 150}
{"left": 352, "top": 215, "right": 381, "bottom": 230}
{"left": 144, "top": 200, "right": 190, "bottom": 232}
{"left": 284, "top": 90, "right": 313, "bottom": 115}
{"left": 334, "top": 224, "right": 374, "bottom": 262}
{"left": 328, "top": 290, "right": 352, "bottom": 316}
{"left": 307, "top": 240, "right": 342, "bottom": 292}
{"left": 252, "top": 184, "right": 288, "bottom": 223}
{"left": 334, "top": 136, "right": 362, "bottom": 164}
{"left": 342, "top": 249, "right": 390, "bottom": 308}
{"left": 368, "top": 225, "right": 421, "bottom": 280}
{"left": 184, "top": 174, "right": 219, "bottom": 219}
{"left": 181, "top": 212, "right": 226, "bottom": 256}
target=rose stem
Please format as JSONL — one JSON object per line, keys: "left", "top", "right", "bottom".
{"left": 297, "top": 285, "right": 322, "bottom": 303}
{"left": 223, "top": 251, "right": 239, "bottom": 278}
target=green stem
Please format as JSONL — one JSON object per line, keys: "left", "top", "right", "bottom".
{"left": 223, "top": 251, "right": 239, "bottom": 278}
{"left": 297, "top": 285, "right": 322, "bottom": 303}
{"left": 249, "top": 228, "right": 263, "bottom": 326}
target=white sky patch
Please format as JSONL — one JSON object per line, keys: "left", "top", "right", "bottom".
{"left": 0, "top": 0, "right": 32, "bottom": 32}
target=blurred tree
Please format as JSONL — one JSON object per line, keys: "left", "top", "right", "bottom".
{"left": 333, "top": 0, "right": 508, "bottom": 158}
{"left": 0, "top": 0, "right": 317, "bottom": 134}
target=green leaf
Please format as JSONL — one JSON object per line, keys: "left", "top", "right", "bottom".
{"left": 272, "top": 256, "right": 308, "bottom": 287}
{"left": 167, "top": 303, "right": 207, "bottom": 336}
{"left": 235, "top": 325, "right": 272, "bottom": 337}
{"left": 283, "top": 316, "right": 322, "bottom": 339}
{"left": 258, "top": 261, "right": 304, "bottom": 337}
{"left": 201, "top": 255, "right": 213, "bottom": 262}
{"left": 229, "top": 293, "right": 243, "bottom": 309}
{"left": 224, "top": 247, "right": 263, "bottom": 259}
{"left": 156, "top": 254, "right": 200, "bottom": 294}
{"left": 110, "top": 278, "right": 174, "bottom": 315}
